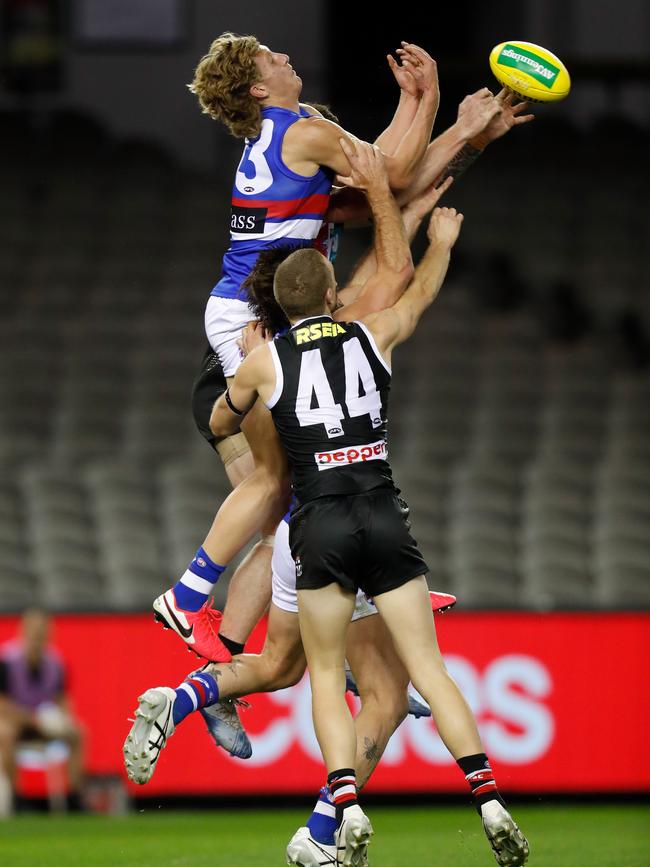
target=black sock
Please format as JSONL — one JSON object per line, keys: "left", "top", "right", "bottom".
{"left": 327, "top": 768, "right": 358, "bottom": 824}
{"left": 218, "top": 633, "right": 245, "bottom": 656}
{"left": 457, "top": 753, "right": 505, "bottom": 814}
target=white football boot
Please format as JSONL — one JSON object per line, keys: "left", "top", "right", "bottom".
{"left": 286, "top": 827, "right": 337, "bottom": 866}
{"left": 123, "top": 687, "right": 176, "bottom": 785}
{"left": 335, "top": 805, "right": 373, "bottom": 867}
{"left": 481, "top": 800, "right": 530, "bottom": 866}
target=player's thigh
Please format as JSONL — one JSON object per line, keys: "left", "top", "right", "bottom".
{"left": 372, "top": 576, "right": 444, "bottom": 673}
{"left": 346, "top": 612, "right": 410, "bottom": 701}
{"left": 261, "top": 603, "right": 306, "bottom": 680}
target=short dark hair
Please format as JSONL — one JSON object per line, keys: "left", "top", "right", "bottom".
{"left": 273, "top": 248, "right": 334, "bottom": 320}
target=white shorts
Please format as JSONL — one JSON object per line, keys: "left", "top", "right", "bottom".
{"left": 271, "top": 519, "right": 378, "bottom": 620}
{"left": 205, "top": 295, "right": 256, "bottom": 378}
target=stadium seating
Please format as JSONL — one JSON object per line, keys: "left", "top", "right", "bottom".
{"left": 1, "top": 111, "right": 649, "bottom": 612}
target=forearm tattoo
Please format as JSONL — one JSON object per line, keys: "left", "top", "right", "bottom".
{"left": 363, "top": 737, "right": 380, "bottom": 764}
{"left": 439, "top": 143, "right": 483, "bottom": 183}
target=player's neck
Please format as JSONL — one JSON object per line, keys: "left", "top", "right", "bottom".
{"left": 290, "top": 311, "right": 332, "bottom": 328}
{"left": 261, "top": 94, "right": 301, "bottom": 114}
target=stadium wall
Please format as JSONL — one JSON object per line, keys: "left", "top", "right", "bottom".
{"left": 1, "top": 613, "right": 648, "bottom": 797}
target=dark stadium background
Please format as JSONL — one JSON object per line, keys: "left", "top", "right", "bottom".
{"left": 0, "top": 1, "right": 648, "bottom": 862}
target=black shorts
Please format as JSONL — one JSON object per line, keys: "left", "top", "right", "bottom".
{"left": 191, "top": 346, "right": 227, "bottom": 450}
{"left": 289, "top": 488, "right": 429, "bottom": 598}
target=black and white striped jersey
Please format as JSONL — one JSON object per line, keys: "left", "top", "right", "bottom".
{"left": 266, "top": 315, "right": 394, "bottom": 506}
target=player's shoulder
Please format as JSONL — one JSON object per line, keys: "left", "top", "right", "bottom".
{"left": 358, "top": 309, "right": 401, "bottom": 349}
{"left": 299, "top": 103, "right": 324, "bottom": 117}
{"left": 292, "top": 114, "right": 341, "bottom": 140}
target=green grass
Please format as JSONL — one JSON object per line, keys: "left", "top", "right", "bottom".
{"left": 1, "top": 805, "right": 649, "bottom": 866}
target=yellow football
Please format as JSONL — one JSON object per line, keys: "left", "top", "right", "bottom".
{"left": 489, "top": 40, "right": 571, "bottom": 102}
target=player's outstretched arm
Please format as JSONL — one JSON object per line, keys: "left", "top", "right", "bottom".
{"left": 289, "top": 45, "right": 437, "bottom": 191}
{"left": 398, "top": 87, "right": 534, "bottom": 204}
{"left": 337, "top": 175, "right": 453, "bottom": 308}
{"left": 332, "top": 139, "right": 413, "bottom": 320}
{"left": 209, "top": 346, "right": 273, "bottom": 438}
{"left": 375, "top": 42, "right": 436, "bottom": 155}
{"left": 363, "top": 207, "right": 464, "bottom": 361}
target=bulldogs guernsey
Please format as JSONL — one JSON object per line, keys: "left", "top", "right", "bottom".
{"left": 266, "top": 315, "right": 395, "bottom": 506}
{"left": 212, "top": 106, "right": 334, "bottom": 300}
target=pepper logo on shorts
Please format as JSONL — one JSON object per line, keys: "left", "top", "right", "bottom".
{"left": 314, "top": 439, "right": 387, "bottom": 471}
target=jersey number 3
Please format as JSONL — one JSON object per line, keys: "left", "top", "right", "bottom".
{"left": 296, "top": 338, "right": 382, "bottom": 438}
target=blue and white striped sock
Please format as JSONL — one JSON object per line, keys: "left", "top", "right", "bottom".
{"left": 172, "top": 671, "right": 219, "bottom": 726}
{"left": 306, "top": 786, "right": 337, "bottom": 845}
{"left": 173, "top": 546, "right": 225, "bottom": 612}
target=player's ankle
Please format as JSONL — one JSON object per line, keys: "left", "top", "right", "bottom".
{"left": 172, "top": 547, "right": 225, "bottom": 611}
{"left": 327, "top": 769, "right": 358, "bottom": 824}
{"left": 218, "top": 633, "right": 245, "bottom": 656}
{"left": 457, "top": 752, "right": 505, "bottom": 815}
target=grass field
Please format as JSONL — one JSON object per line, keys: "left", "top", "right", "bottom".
{"left": 1, "top": 804, "right": 648, "bottom": 866}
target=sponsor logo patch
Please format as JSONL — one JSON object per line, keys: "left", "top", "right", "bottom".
{"left": 314, "top": 439, "right": 387, "bottom": 471}
{"left": 498, "top": 45, "right": 559, "bottom": 88}
{"left": 230, "top": 205, "right": 268, "bottom": 233}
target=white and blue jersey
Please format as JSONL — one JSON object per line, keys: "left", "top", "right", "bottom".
{"left": 212, "top": 105, "right": 334, "bottom": 301}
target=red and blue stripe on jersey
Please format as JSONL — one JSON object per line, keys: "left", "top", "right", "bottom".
{"left": 212, "top": 105, "right": 333, "bottom": 301}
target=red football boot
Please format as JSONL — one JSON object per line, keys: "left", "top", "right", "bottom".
{"left": 152, "top": 590, "right": 232, "bottom": 662}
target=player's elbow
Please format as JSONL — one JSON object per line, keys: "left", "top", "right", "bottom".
{"left": 209, "top": 403, "right": 234, "bottom": 438}
{"left": 386, "top": 161, "right": 416, "bottom": 191}
{"left": 396, "top": 257, "right": 415, "bottom": 286}
{"left": 377, "top": 259, "right": 415, "bottom": 302}
{"left": 388, "top": 170, "right": 412, "bottom": 191}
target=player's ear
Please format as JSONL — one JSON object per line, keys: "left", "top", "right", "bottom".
{"left": 250, "top": 82, "right": 268, "bottom": 100}
{"left": 325, "top": 285, "right": 337, "bottom": 310}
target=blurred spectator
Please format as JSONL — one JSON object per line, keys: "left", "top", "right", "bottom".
{"left": 0, "top": 609, "right": 84, "bottom": 814}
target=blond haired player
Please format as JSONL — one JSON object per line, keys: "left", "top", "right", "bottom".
{"left": 153, "top": 31, "right": 531, "bottom": 666}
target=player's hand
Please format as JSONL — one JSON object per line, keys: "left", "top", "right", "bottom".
{"left": 404, "top": 175, "right": 453, "bottom": 221}
{"left": 396, "top": 42, "right": 439, "bottom": 105}
{"left": 337, "top": 138, "right": 389, "bottom": 193}
{"left": 478, "top": 88, "right": 535, "bottom": 144}
{"left": 455, "top": 88, "right": 501, "bottom": 141}
{"left": 387, "top": 51, "right": 418, "bottom": 97}
{"left": 238, "top": 321, "right": 270, "bottom": 357}
{"left": 427, "top": 206, "right": 464, "bottom": 248}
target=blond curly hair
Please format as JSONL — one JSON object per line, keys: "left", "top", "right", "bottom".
{"left": 188, "top": 32, "right": 262, "bottom": 139}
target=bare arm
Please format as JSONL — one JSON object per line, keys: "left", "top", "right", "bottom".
{"left": 288, "top": 44, "right": 438, "bottom": 191}
{"left": 328, "top": 140, "right": 413, "bottom": 322}
{"left": 337, "top": 175, "right": 453, "bottom": 307}
{"left": 399, "top": 88, "right": 534, "bottom": 202}
{"left": 364, "top": 207, "right": 464, "bottom": 362}
{"left": 374, "top": 44, "right": 425, "bottom": 154}
{"left": 209, "top": 347, "right": 273, "bottom": 438}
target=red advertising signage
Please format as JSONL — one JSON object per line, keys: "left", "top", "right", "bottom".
{"left": 1, "top": 613, "right": 648, "bottom": 795}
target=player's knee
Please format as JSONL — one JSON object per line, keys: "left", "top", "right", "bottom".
{"left": 257, "top": 468, "right": 292, "bottom": 515}
{"left": 265, "top": 652, "right": 305, "bottom": 690}
{"left": 358, "top": 681, "right": 408, "bottom": 730}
